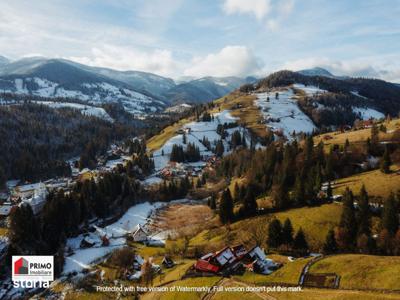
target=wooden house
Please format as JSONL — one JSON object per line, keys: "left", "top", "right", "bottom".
{"left": 131, "top": 224, "right": 148, "bottom": 242}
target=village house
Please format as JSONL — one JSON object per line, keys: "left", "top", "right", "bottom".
{"left": 244, "top": 246, "right": 280, "bottom": 275}
{"left": 194, "top": 245, "right": 280, "bottom": 276}
{"left": 194, "top": 246, "right": 244, "bottom": 275}
{"left": 14, "top": 182, "right": 43, "bottom": 199}
{"left": 21, "top": 182, "right": 48, "bottom": 215}
{"left": 131, "top": 224, "right": 148, "bottom": 242}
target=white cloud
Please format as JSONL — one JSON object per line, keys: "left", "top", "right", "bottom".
{"left": 184, "top": 45, "right": 263, "bottom": 77}
{"left": 222, "top": 0, "right": 271, "bottom": 20}
{"left": 266, "top": 19, "right": 279, "bottom": 31}
{"left": 69, "top": 45, "right": 181, "bottom": 77}
{"left": 278, "top": 0, "right": 295, "bottom": 15}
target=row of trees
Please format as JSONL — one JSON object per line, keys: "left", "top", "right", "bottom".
{"left": 217, "top": 186, "right": 259, "bottom": 224}
{"left": 267, "top": 218, "right": 309, "bottom": 255}
{"left": 170, "top": 143, "right": 201, "bottom": 163}
{"left": 323, "top": 186, "right": 400, "bottom": 255}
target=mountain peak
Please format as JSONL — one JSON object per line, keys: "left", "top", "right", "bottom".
{"left": 297, "top": 67, "right": 334, "bottom": 78}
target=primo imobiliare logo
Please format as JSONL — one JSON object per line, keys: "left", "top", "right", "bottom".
{"left": 12, "top": 256, "right": 54, "bottom": 288}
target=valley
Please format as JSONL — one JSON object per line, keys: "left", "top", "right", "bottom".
{"left": 1, "top": 65, "right": 400, "bottom": 300}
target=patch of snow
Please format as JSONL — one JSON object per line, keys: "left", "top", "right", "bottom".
{"left": 63, "top": 245, "right": 124, "bottom": 274}
{"left": 34, "top": 101, "right": 114, "bottom": 122}
{"left": 353, "top": 107, "right": 384, "bottom": 120}
{"left": 350, "top": 91, "right": 368, "bottom": 99}
{"left": 14, "top": 79, "right": 28, "bottom": 94}
{"left": 142, "top": 176, "right": 163, "bottom": 186}
{"left": 255, "top": 89, "right": 316, "bottom": 138}
{"left": 292, "top": 83, "right": 327, "bottom": 96}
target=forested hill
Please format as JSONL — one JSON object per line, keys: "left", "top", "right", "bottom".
{"left": 0, "top": 103, "right": 135, "bottom": 183}
{"left": 254, "top": 70, "right": 400, "bottom": 116}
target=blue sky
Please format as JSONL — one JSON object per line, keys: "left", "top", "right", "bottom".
{"left": 1, "top": 0, "right": 400, "bottom": 81}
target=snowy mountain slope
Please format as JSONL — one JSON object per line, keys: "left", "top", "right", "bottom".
{"left": 0, "top": 55, "right": 9, "bottom": 66}
{"left": 82, "top": 67, "right": 175, "bottom": 99}
{"left": 0, "top": 57, "right": 166, "bottom": 114}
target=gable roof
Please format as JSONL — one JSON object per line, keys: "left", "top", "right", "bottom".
{"left": 132, "top": 224, "right": 148, "bottom": 237}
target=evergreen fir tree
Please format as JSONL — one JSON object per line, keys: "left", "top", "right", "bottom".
{"left": 324, "top": 151, "right": 335, "bottom": 181}
{"left": 380, "top": 145, "right": 391, "bottom": 174}
{"left": 323, "top": 229, "right": 338, "bottom": 254}
{"left": 272, "top": 183, "right": 290, "bottom": 210}
{"left": 219, "top": 189, "right": 234, "bottom": 224}
{"left": 339, "top": 188, "right": 357, "bottom": 248}
{"left": 182, "top": 133, "right": 187, "bottom": 144}
{"left": 370, "top": 123, "right": 379, "bottom": 154}
{"left": 209, "top": 193, "right": 217, "bottom": 210}
{"left": 281, "top": 218, "right": 294, "bottom": 246}
{"left": 267, "top": 219, "right": 282, "bottom": 248}
{"left": 357, "top": 185, "right": 371, "bottom": 235}
{"left": 9, "top": 204, "right": 41, "bottom": 253}
{"left": 293, "top": 173, "right": 305, "bottom": 207}
{"left": 242, "top": 186, "right": 258, "bottom": 217}
{"left": 326, "top": 181, "right": 333, "bottom": 201}
{"left": 382, "top": 192, "right": 399, "bottom": 235}
{"left": 293, "top": 227, "right": 309, "bottom": 253}
{"left": 215, "top": 140, "right": 225, "bottom": 158}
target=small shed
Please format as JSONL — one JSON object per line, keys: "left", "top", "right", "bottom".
{"left": 162, "top": 256, "right": 175, "bottom": 268}
{"left": 80, "top": 237, "right": 96, "bottom": 248}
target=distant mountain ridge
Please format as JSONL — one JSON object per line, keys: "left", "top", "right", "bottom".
{"left": 164, "top": 76, "right": 256, "bottom": 104}
{"left": 0, "top": 56, "right": 251, "bottom": 112}
{"left": 0, "top": 57, "right": 167, "bottom": 114}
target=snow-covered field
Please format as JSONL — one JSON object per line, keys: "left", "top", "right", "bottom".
{"left": 255, "top": 89, "right": 316, "bottom": 138}
{"left": 63, "top": 202, "right": 164, "bottom": 274}
{"left": 353, "top": 107, "right": 385, "bottom": 119}
{"left": 152, "top": 110, "right": 250, "bottom": 170}
{"left": 292, "top": 83, "right": 327, "bottom": 96}
{"left": 34, "top": 101, "right": 114, "bottom": 122}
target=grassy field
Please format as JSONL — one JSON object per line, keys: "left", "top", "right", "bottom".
{"left": 274, "top": 204, "right": 342, "bottom": 250}
{"left": 309, "top": 254, "right": 400, "bottom": 290}
{"left": 333, "top": 165, "right": 400, "bottom": 199}
{"left": 213, "top": 92, "right": 269, "bottom": 139}
{"left": 152, "top": 260, "right": 195, "bottom": 286}
{"left": 314, "top": 118, "right": 400, "bottom": 149}
{"left": 190, "top": 203, "right": 342, "bottom": 251}
{"left": 0, "top": 227, "right": 8, "bottom": 237}
{"left": 269, "top": 288, "right": 400, "bottom": 300}
{"left": 235, "top": 257, "right": 313, "bottom": 285}
{"left": 146, "top": 117, "right": 193, "bottom": 152}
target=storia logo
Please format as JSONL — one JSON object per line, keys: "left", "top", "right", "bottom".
{"left": 12, "top": 256, "right": 54, "bottom": 288}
